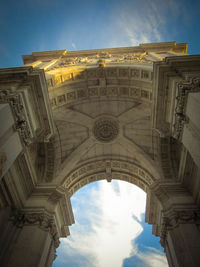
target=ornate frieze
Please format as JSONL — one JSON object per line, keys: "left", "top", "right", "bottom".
{"left": 67, "top": 170, "right": 152, "bottom": 196}
{"left": 48, "top": 52, "right": 152, "bottom": 70}
{"left": 63, "top": 159, "right": 154, "bottom": 196}
{"left": 48, "top": 66, "right": 152, "bottom": 86}
{"left": 50, "top": 85, "right": 151, "bottom": 109}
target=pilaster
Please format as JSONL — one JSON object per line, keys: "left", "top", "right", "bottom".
{"left": 0, "top": 208, "right": 59, "bottom": 267}
{"left": 150, "top": 180, "right": 200, "bottom": 267}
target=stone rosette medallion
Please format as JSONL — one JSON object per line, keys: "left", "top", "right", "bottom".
{"left": 93, "top": 117, "right": 119, "bottom": 142}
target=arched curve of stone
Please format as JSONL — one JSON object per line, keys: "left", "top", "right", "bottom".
{"left": 62, "top": 159, "right": 156, "bottom": 197}
{"left": 47, "top": 64, "right": 153, "bottom": 111}
{"left": 46, "top": 64, "right": 165, "bottom": 186}
{"left": 2, "top": 44, "right": 200, "bottom": 267}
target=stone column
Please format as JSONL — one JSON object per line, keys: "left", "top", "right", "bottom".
{"left": 151, "top": 181, "right": 200, "bottom": 267}
{"left": 161, "top": 211, "right": 200, "bottom": 267}
{"left": 182, "top": 92, "right": 200, "bottom": 168}
{"left": 0, "top": 208, "right": 59, "bottom": 267}
{"left": 0, "top": 103, "right": 23, "bottom": 180}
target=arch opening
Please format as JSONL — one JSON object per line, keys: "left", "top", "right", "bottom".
{"left": 62, "top": 159, "right": 156, "bottom": 197}
{"left": 53, "top": 180, "right": 168, "bottom": 267}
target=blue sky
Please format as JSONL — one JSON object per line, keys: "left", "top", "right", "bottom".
{"left": 0, "top": 0, "right": 200, "bottom": 68}
{"left": 1, "top": 1, "right": 200, "bottom": 266}
{"left": 53, "top": 181, "right": 168, "bottom": 267}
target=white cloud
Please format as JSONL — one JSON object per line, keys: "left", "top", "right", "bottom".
{"left": 54, "top": 180, "right": 168, "bottom": 267}
{"left": 89, "top": 181, "right": 145, "bottom": 267}
{"left": 71, "top": 42, "right": 76, "bottom": 50}
{"left": 138, "top": 247, "right": 168, "bottom": 267}
{"left": 103, "top": 0, "right": 183, "bottom": 48}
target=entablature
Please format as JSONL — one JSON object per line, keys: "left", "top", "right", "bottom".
{"left": 22, "top": 42, "right": 187, "bottom": 66}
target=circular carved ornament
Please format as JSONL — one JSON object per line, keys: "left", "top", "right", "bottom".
{"left": 93, "top": 118, "right": 119, "bottom": 142}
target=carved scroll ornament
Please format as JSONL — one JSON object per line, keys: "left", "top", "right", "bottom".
{"left": 0, "top": 89, "right": 32, "bottom": 145}
{"left": 173, "top": 77, "right": 200, "bottom": 140}
{"left": 160, "top": 209, "right": 200, "bottom": 246}
{"left": 10, "top": 210, "right": 60, "bottom": 248}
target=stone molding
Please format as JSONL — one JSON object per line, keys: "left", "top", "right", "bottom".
{"left": 153, "top": 55, "right": 200, "bottom": 136}
{"left": 150, "top": 180, "right": 200, "bottom": 246}
{"left": 22, "top": 42, "right": 187, "bottom": 65}
{"left": 48, "top": 51, "right": 152, "bottom": 69}
{"left": 0, "top": 89, "right": 32, "bottom": 145}
{"left": 93, "top": 117, "right": 119, "bottom": 142}
{"left": 150, "top": 180, "right": 189, "bottom": 203}
{"left": 63, "top": 159, "right": 155, "bottom": 196}
{"left": 0, "top": 67, "right": 55, "bottom": 143}
{"left": 160, "top": 209, "right": 200, "bottom": 247}
{"left": 9, "top": 209, "right": 60, "bottom": 248}
{"left": 48, "top": 66, "right": 153, "bottom": 109}
{"left": 173, "top": 76, "right": 200, "bottom": 140}
{"left": 50, "top": 85, "right": 152, "bottom": 110}
{"left": 0, "top": 149, "right": 7, "bottom": 177}
{"left": 37, "top": 135, "right": 57, "bottom": 182}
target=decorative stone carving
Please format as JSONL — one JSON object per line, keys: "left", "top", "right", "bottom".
{"left": 93, "top": 117, "right": 119, "bottom": 142}
{"left": 0, "top": 89, "right": 32, "bottom": 145}
{"left": 160, "top": 216, "right": 171, "bottom": 247}
{"left": 9, "top": 209, "right": 60, "bottom": 248}
{"left": 169, "top": 210, "right": 200, "bottom": 227}
{"left": 173, "top": 77, "right": 200, "bottom": 139}
{"left": 111, "top": 53, "right": 152, "bottom": 64}
{"left": 160, "top": 209, "right": 200, "bottom": 247}
{"left": 63, "top": 159, "right": 154, "bottom": 195}
{"left": 0, "top": 149, "right": 7, "bottom": 177}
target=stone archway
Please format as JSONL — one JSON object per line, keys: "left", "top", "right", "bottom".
{"left": 0, "top": 43, "right": 200, "bottom": 267}
{"left": 62, "top": 159, "right": 155, "bottom": 196}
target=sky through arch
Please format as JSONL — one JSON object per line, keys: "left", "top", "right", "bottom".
{"left": 53, "top": 180, "right": 168, "bottom": 267}
{"left": 1, "top": 1, "right": 200, "bottom": 266}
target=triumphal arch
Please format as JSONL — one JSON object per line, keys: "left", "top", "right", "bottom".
{"left": 0, "top": 42, "right": 200, "bottom": 266}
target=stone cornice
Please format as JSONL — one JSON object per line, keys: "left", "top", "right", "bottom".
{"left": 152, "top": 55, "right": 200, "bottom": 139}
{"left": 0, "top": 67, "right": 55, "bottom": 143}
{"left": 22, "top": 42, "right": 187, "bottom": 64}
{"left": 0, "top": 88, "right": 32, "bottom": 145}
{"left": 173, "top": 76, "right": 200, "bottom": 140}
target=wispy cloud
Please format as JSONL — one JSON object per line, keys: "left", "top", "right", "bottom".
{"left": 103, "top": 0, "right": 184, "bottom": 48}
{"left": 124, "top": 246, "right": 168, "bottom": 267}
{"left": 54, "top": 180, "right": 167, "bottom": 267}
{"left": 142, "top": 248, "right": 168, "bottom": 267}
{"left": 71, "top": 42, "right": 76, "bottom": 50}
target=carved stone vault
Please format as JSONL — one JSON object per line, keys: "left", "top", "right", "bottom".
{"left": 0, "top": 42, "right": 200, "bottom": 267}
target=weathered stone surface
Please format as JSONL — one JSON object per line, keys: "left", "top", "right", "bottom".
{"left": 0, "top": 42, "right": 200, "bottom": 267}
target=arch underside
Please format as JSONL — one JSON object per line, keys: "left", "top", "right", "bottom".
{"left": 63, "top": 159, "right": 155, "bottom": 196}
{"left": 42, "top": 65, "right": 169, "bottom": 192}
{"left": 3, "top": 43, "right": 200, "bottom": 267}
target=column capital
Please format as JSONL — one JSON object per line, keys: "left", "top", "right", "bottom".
{"left": 160, "top": 208, "right": 200, "bottom": 247}
{"left": 9, "top": 208, "right": 60, "bottom": 248}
